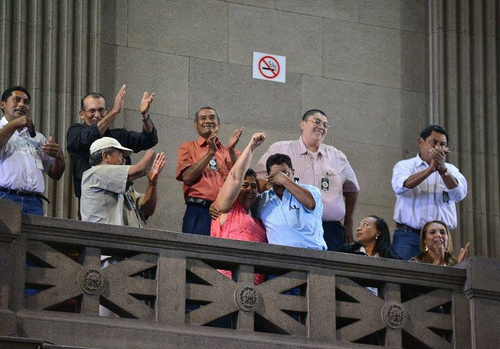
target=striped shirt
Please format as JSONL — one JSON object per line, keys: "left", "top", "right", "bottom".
{"left": 255, "top": 138, "right": 359, "bottom": 222}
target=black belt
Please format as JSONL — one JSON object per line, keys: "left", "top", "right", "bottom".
{"left": 0, "top": 186, "right": 50, "bottom": 203}
{"left": 185, "top": 196, "right": 213, "bottom": 207}
{"left": 396, "top": 223, "right": 420, "bottom": 234}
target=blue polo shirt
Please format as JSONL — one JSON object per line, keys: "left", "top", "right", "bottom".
{"left": 255, "top": 183, "right": 327, "bottom": 250}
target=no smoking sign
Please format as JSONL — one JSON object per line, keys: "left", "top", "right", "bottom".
{"left": 253, "top": 52, "right": 286, "bottom": 83}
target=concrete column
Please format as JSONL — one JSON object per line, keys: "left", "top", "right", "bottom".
{"left": 464, "top": 257, "right": 500, "bottom": 349}
{"left": 429, "top": 0, "right": 500, "bottom": 258}
{"left": 0, "top": 0, "right": 102, "bottom": 220}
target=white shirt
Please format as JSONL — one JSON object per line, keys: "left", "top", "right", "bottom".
{"left": 255, "top": 138, "right": 360, "bottom": 222}
{"left": 0, "top": 116, "right": 54, "bottom": 193}
{"left": 392, "top": 154, "right": 468, "bottom": 229}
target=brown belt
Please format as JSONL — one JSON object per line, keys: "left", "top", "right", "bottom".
{"left": 396, "top": 223, "right": 421, "bottom": 235}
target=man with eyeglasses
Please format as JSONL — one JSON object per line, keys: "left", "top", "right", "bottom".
{"left": 255, "top": 109, "right": 359, "bottom": 252}
{"left": 0, "top": 86, "right": 65, "bottom": 215}
{"left": 67, "top": 85, "right": 158, "bottom": 215}
{"left": 391, "top": 125, "right": 467, "bottom": 260}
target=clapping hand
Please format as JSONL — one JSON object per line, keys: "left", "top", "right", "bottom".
{"left": 429, "top": 146, "right": 450, "bottom": 173}
{"left": 207, "top": 131, "right": 218, "bottom": 154}
{"left": 147, "top": 153, "right": 166, "bottom": 183}
{"left": 227, "top": 127, "right": 244, "bottom": 150}
{"left": 457, "top": 241, "right": 471, "bottom": 263}
{"left": 140, "top": 91, "right": 156, "bottom": 117}
{"left": 110, "top": 84, "right": 126, "bottom": 116}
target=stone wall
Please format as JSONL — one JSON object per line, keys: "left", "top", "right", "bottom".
{"left": 100, "top": 0, "right": 429, "bottom": 237}
{"left": 1, "top": 0, "right": 499, "bottom": 258}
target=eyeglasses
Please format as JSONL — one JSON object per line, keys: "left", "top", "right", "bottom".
{"left": 83, "top": 107, "right": 107, "bottom": 116}
{"left": 308, "top": 118, "right": 330, "bottom": 129}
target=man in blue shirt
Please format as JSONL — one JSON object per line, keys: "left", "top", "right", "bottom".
{"left": 254, "top": 153, "right": 327, "bottom": 250}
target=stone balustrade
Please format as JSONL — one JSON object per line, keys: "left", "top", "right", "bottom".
{"left": 1, "top": 200, "right": 499, "bottom": 349}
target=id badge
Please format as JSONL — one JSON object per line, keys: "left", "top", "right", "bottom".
{"left": 443, "top": 191, "right": 449, "bottom": 204}
{"left": 321, "top": 177, "right": 330, "bottom": 191}
{"left": 208, "top": 156, "right": 218, "bottom": 171}
{"left": 28, "top": 145, "right": 44, "bottom": 170}
{"left": 35, "top": 153, "right": 44, "bottom": 170}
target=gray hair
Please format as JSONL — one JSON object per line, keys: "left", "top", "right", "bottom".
{"left": 89, "top": 147, "right": 116, "bottom": 166}
{"left": 194, "top": 106, "right": 220, "bottom": 122}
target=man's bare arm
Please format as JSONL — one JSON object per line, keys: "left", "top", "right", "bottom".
{"left": 128, "top": 149, "right": 156, "bottom": 181}
{"left": 343, "top": 191, "right": 358, "bottom": 243}
{"left": 97, "top": 84, "right": 126, "bottom": 135}
{"left": 182, "top": 132, "right": 217, "bottom": 186}
{"left": 0, "top": 116, "right": 31, "bottom": 151}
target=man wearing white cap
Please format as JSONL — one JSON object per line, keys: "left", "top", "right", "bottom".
{"left": 80, "top": 137, "right": 165, "bottom": 227}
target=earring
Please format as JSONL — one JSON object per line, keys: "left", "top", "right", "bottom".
{"left": 375, "top": 236, "right": 378, "bottom": 240}
{"left": 425, "top": 244, "right": 428, "bottom": 252}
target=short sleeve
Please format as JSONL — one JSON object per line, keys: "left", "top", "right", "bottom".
{"left": 89, "top": 165, "right": 129, "bottom": 194}
{"left": 176, "top": 142, "right": 194, "bottom": 181}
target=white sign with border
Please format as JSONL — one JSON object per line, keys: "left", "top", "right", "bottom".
{"left": 252, "top": 52, "right": 286, "bottom": 83}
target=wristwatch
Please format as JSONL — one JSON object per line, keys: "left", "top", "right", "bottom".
{"left": 141, "top": 114, "right": 150, "bottom": 122}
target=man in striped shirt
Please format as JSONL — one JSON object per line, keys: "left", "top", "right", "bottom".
{"left": 255, "top": 109, "right": 360, "bottom": 251}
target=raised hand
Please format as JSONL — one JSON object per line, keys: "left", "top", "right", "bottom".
{"left": 227, "top": 126, "right": 244, "bottom": 150}
{"left": 140, "top": 91, "right": 156, "bottom": 117}
{"left": 457, "top": 241, "right": 471, "bottom": 263}
{"left": 250, "top": 132, "right": 266, "bottom": 148}
{"left": 110, "top": 84, "right": 126, "bottom": 116}
{"left": 41, "top": 136, "right": 63, "bottom": 159}
{"left": 147, "top": 152, "right": 166, "bottom": 183}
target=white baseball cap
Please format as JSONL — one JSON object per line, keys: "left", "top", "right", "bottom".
{"left": 89, "top": 137, "right": 133, "bottom": 157}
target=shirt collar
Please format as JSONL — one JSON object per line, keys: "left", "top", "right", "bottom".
{"left": 197, "top": 136, "right": 221, "bottom": 147}
{"left": 299, "top": 137, "right": 324, "bottom": 155}
{"left": 266, "top": 187, "right": 291, "bottom": 200}
{"left": 266, "top": 189, "right": 276, "bottom": 198}
{"left": 413, "top": 153, "right": 429, "bottom": 168}
{"left": 359, "top": 246, "right": 379, "bottom": 257}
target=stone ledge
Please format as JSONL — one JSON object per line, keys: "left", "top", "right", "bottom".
{"left": 20, "top": 215, "right": 467, "bottom": 288}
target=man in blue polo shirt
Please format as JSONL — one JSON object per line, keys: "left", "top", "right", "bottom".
{"left": 254, "top": 153, "right": 327, "bottom": 250}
